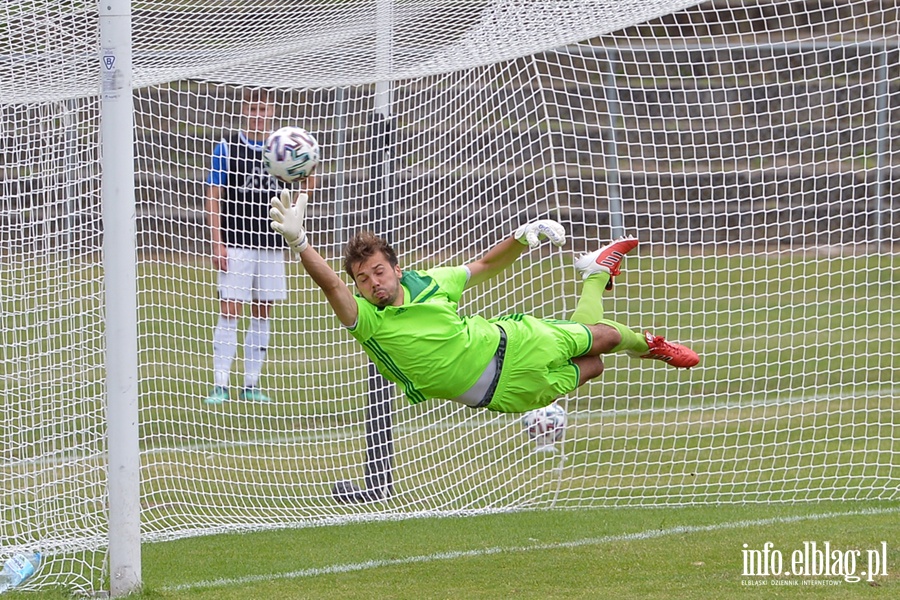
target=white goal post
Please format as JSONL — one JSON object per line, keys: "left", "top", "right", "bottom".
{"left": 1, "top": 0, "right": 897, "bottom": 595}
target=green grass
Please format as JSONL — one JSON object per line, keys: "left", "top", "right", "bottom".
{"left": 7, "top": 502, "right": 900, "bottom": 599}
{"left": 0, "top": 250, "right": 897, "bottom": 596}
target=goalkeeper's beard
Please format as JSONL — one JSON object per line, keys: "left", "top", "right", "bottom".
{"left": 368, "top": 283, "right": 401, "bottom": 308}
{"left": 371, "top": 289, "right": 397, "bottom": 307}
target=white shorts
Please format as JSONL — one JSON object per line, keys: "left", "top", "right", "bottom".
{"left": 219, "top": 247, "right": 287, "bottom": 303}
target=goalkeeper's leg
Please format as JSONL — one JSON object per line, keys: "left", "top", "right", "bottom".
{"left": 571, "top": 265, "right": 648, "bottom": 355}
{"left": 572, "top": 241, "right": 699, "bottom": 369}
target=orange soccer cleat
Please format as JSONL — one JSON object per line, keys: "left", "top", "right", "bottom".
{"left": 635, "top": 331, "right": 700, "bottom": 369}
{"left": 574, "top": 236, "right": 639, "bottom": 287}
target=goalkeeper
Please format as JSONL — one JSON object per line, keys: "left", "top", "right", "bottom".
{"left": 270, "top": 192, "right": 699, "bottom": 413}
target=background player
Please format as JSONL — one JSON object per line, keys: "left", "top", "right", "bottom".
{"left": 203, "top": 89, "right": 312, "bottom": 405}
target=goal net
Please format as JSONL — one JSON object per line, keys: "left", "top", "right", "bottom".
{"left": 2, "top": 0, "right": 897, "bottom": 594}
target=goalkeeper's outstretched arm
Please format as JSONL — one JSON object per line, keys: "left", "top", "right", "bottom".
{"left": 298, "top": 246, "right": 358, "bottom": 327}
{"left": 465, "top": 219, "right": 565, "bottom": 288}
{"left": 270, "top": 191, "right": 358, "bottom": 327}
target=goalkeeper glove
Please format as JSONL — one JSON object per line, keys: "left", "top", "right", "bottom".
{"left": 270, "top": 190, "right": 309, "bottom": 253}
{"left": 514, "top": 219, "right": 566, "bottom": 249}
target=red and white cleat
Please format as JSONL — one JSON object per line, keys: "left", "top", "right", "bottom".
{"left": 574, "top": 235, "right": 639, "bottom": 287}
{"left": 633, "top": 331, "right": 700, "bottom": 369}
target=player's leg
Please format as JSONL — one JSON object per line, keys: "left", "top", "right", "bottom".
{"left": 206, "top": 248, "right": 252, "bottom": 404}
{"left": 573, "top": 237, "right": 699, "bottom": 368}
{"left": 572, "top": 236, "right": 649, "bottom": 354}
{"left": 571, "top": 236, "right": 638, "bottom": 326}
{"left": 572, "top": 354, "right": 604, "bottom": 386}
{"left": 209, "top": 301, "right": 240, "bottom": 403}
{"left": 580, "top": 322, "right": 698, "bottom": 368}
{"left": 239, "top": 249, "right": 287, "bottom": 402}
{"left": 241, "top": 301, "right": 273, "bottom": 402}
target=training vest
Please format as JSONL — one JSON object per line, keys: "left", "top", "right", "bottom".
{"left": 220, "top": 132, "right": 284, "bottom": 249}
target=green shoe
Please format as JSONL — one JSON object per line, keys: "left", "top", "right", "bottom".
{"left": 204, "top": 386, "right": 229, "bottom": 405}
{"left": 239, "top": 387, "right": 271, "bottom": 402}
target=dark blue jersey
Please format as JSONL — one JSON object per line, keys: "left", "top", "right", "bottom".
{"left": 208, "top": 131, "right": 284, "bottom": 249}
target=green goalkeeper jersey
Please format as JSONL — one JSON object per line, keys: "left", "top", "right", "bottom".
{"left": 347, "top": 266, "right": 501, "bottom": 405}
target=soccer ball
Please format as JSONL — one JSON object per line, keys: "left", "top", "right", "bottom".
{"left": 263, "top": 126, "right": 320, "bottom": 183}
{"left": 522, "top": 402, "right": 567, "bottom": 445}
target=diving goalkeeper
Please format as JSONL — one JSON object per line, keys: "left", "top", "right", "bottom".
{"left": 270, "top": 192, "right": 699, "bottom": 413}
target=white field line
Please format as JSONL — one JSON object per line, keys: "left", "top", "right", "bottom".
{"left": 162, "top": 506, "right": 900, "bottom": 593}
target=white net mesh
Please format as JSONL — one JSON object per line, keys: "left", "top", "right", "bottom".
{"left": 1, "top": 0, "right": 898, "bottom": 594}
{"left": 2, "top": 0, "right": 702, "bottom": 101}
{"left": 0, "top": 97, "right": 105, "bottom": 591}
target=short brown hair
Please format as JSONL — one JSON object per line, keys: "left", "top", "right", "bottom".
{"left": 344, "top": 231, "right": 398, "bottom": 278}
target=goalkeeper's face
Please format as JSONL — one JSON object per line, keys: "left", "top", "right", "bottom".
{"left": 351, "top": 252, "right": 403, "bottom": 308}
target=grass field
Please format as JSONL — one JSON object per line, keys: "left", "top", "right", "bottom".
{"left": 7, "top": 501, "right": 899, "bottom": 598}
{"left": 1, "top": 249, "right": 897, "bottom": 597}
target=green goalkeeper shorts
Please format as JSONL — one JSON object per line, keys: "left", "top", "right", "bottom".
{"left": 484, "top": 315, "right": 593, "bottom": 413}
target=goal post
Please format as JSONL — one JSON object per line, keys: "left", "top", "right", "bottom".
{"left": 0, "top": 0, "right": 897, "bottom": 596}
{"left": 334, "top": 0, "right": 400, "bottom": 503}
{"left": 100, "top": 1, "right": 142, "bottom": 596}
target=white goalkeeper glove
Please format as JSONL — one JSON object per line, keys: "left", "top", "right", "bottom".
{"left": 269, "top": 190, "right": 309, "bottom": 254}
{"left": 514, "top": 219, "right": 566, "bottom": 249}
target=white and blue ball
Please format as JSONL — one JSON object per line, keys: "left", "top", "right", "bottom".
{"left": 263, "top": 126, "right": 320, "bottom": 183}
{"left": 522, "top": 402, "right": 567, "bottom": 443}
